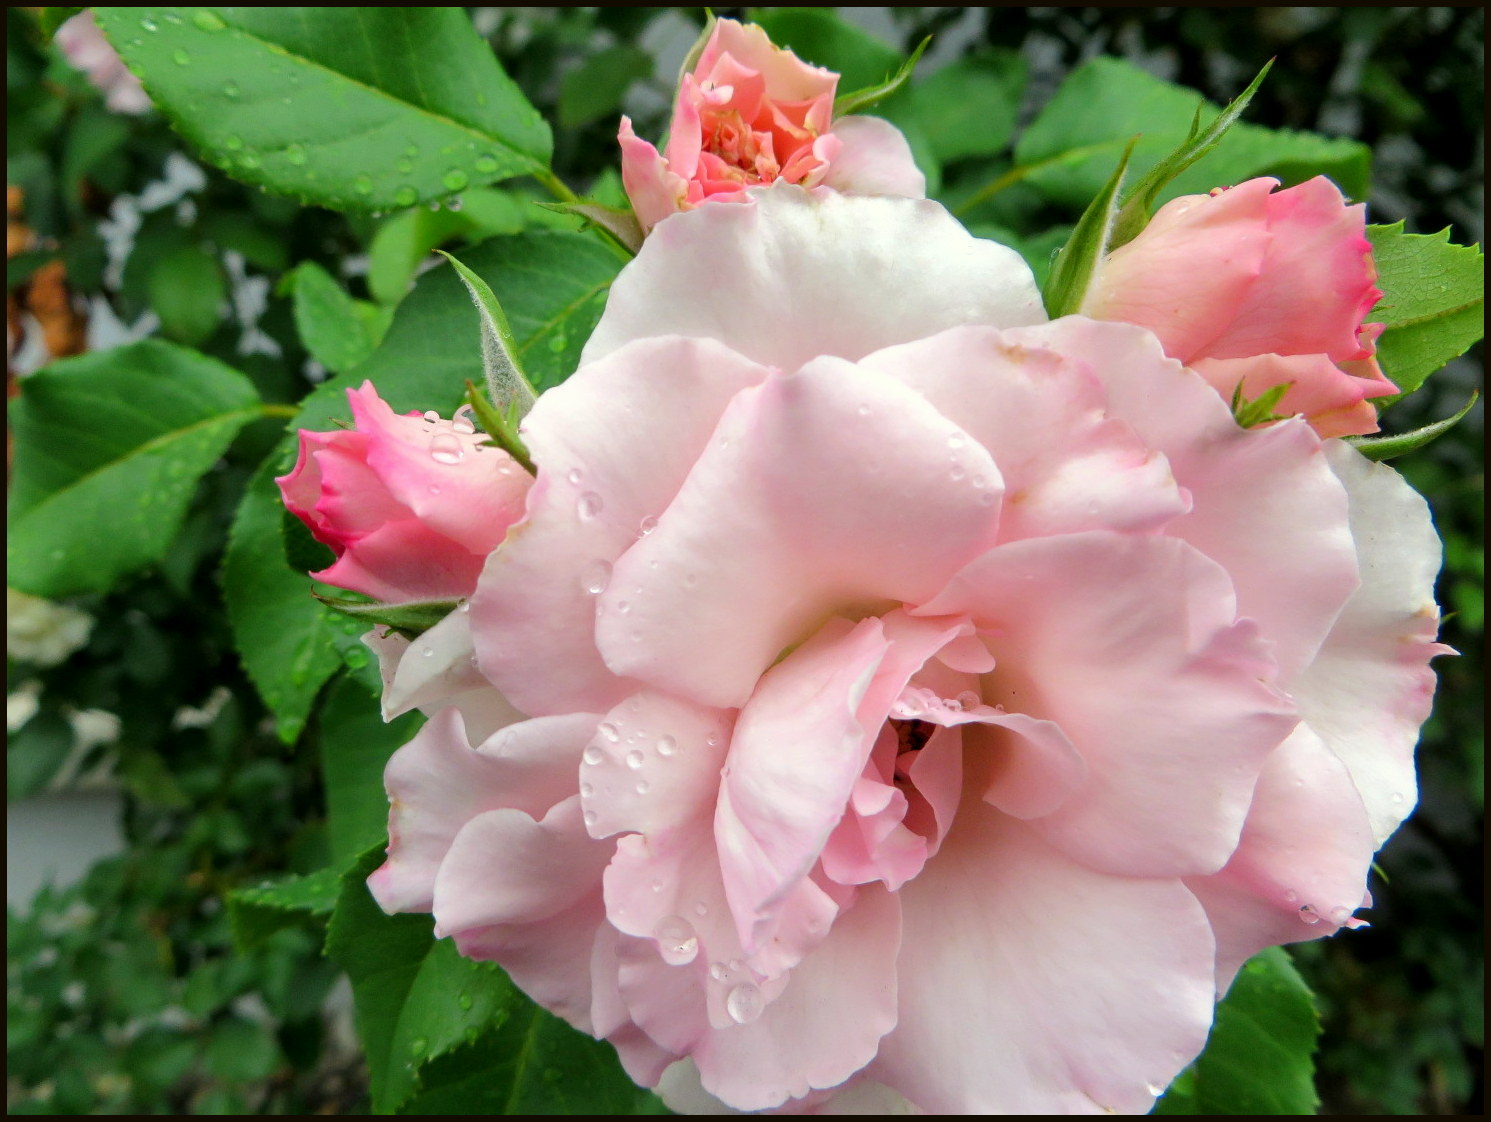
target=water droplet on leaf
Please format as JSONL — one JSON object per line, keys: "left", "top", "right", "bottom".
{"left": 192, "top": 10, "right": 227, "bottom": 31}
{"left": 442, "top": 169, "right": 469, "bottom": 192}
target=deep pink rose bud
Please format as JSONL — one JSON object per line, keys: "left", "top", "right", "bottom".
{"left": 276, "top": 382, "right": 531, "bottom": 604}
{"left": 619, "top": 18, "right": 924, "bottom": 232}
{"left": 1084, "top": 176, "right": 1397, "bottom": 438}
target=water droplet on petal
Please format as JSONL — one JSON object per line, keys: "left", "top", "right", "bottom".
{"left": 451, "top": 406, "right": 476, "bottom": 434}
{"left": 693, "top": 901, "right": 708, "bottom": 917}
{"left": 638, "top": 515, "right": 658, "bottom": 536}
{"left": 580, "top": 559, "right": 612, "bottom": 595}
{"left": 430, "top": 433, "right": 464, "bottom": 464}
{"left": 726, "top": 983, "right": 764, "bottom": 1024}
{"left": 625, "top": 749, "right": 644, "bottom": 770}
{"left": 709, "top": 961, "right": 728, "bottom": 982}
{"left": 599, "top": 722, "right": 620, "bottom": 743}
{"left": 583, "top": 809, "right": 597, "bottom": 826}
{"left": 582, "top": 745, "right": 603, "bottom": 766}
{"left": 1145, "top": 1082, "right": 1165, "bottom": 1097}
{"left": 948, "top": 432, "right": 965, "bottom": 449}
{"left": 576, "top": 492, "right": 604, "bottom": 520}
{"left": 1284, "top": 889, "right": 1299, "bottom": 903}
{"left": 1299, "top": 904, "right": 1322, "bottom": 926}
{"left": 654, "top": 916, "right": 698, "bottom": 965}
{"left": 1329, "top": 906, "right": 1353, "bottom": 925}
{"left": 706, "top": 733, "right": 720, "bottom": 747}
{"left": 635, "top": 780, "right": 649, "bottom": 794}
{"left": 193, "top": 10, "right": 227, "bottom": 31}
{"left": 657, "top": 735, "right": 677, "bottom": 757}
{"left": 580, "top": 782, "right": 593, "bottom": 797}
{"left": 949, "top": 465, "right": 966, "bottom": 482}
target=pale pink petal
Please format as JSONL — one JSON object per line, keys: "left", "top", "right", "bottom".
{"left": 432, "top": 798, "right": 613, "bottom": 1031}
{"left": 1291, "top": 441, "right": 1448, "bottom": 846}
{"left": 1185, "top": 724, "right": 1377, "bottom": 990}
{"left": 715, "top": 618, "right": 887, "bottom": 951}
{"left": 1082, "top": 178, "right": 1274, "bottom": 364}
{"left": 472, "top": 337, "right": 771, "bottom": 716}
{"left": 970, "top": 710, "right": 1087, "bottom": 820}
{"left": 582, "top": 187, "right": 1044, "bottom": 370}
{"left": 857, "top": 326, "right": 1190, "bottom": 542}
{"left": 699, "top": 20, "right": 838, "bottom": 105}
{"left": 589, "top": 925, "right": 682, "bottom": 1087}
{"left": 1008, "top": 317, "right": 1360, "bottom": 685}
{"left": 598, "top": 359, "right": 1001, "bottom": 708}
{"left": 873, "top": 808, "right": 1215, "bottom": 1114}
{"left": 689, "top": 887, "right": 901, "bottom": 1112}
{"left": 369, "top": 710, "right": 598, "bottom": 914}
{"left": 818, "top": 116, "right": 927, "bottom": 199}
{"left": 919, "top": 532, "right": 1296, "bottom": 878}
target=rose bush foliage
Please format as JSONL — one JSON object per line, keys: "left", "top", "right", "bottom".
{"left": 357, "top": 189, "right": 1444, "bottom": 1114}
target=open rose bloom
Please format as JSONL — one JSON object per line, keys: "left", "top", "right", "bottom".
{"left": 362, "top": 188, "right": 1445, "bottom": 1113}
{"left": 619, "top": 18, "right": 925, "bottom": 232}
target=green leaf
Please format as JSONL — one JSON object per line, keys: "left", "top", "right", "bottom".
{"left": 832, "top": 35, "right": 930, "bottom": 118}
{"left": 437, "top": 250, "right": 536, "bottom": 417}
{"left": 94, "top": 7, "right": 552, "bottom": 213}
{"left": 1154, "top": 947, "right": 1321, "bottom": 1115}
{"left": 224, "top": 232, "right": 619, "bottom": 735}
{"left": 1015, "top": 58, "right": 1370, "bottom": 213}
{"left": 366, "top": 188, "right": 529, "bottom": 307}
{"left": 318, "top": 675, "right": 423, "bottom": 868}
{"left": 314, "top": 594, "right": 459, "bottom": 638}
{"left": 1365, "top": 223, "right": 1485, "bottom": 401}
{"left": 1041, "top": 138, "right": 1136, "bottom": 318}
{"left": 8, "top": 340, "right": 262, "bottom": 598}
{"left": 1231, "top": 380, "right": 1293, "bottom": 429}
{"left": 326, "top": 846, "right": 665, "bottom": 1115}
{"left": 204, "top": 1016, "right": 282, "bottom": 1083}
{"left": 148, "top": 243, "right": 226, "bottom": 345}
{"left": 889, "top": 50, "right": 1026, "bottom": 164}
{"left": 536, "top": 201, "right": 643, "bottom": 256}
{"left": 1349, "top": 391, "right": 1479, "bottom": 462}
{"left": 227, "top": 865, "right": 343, "bottom": 951}
{"left": 750, "top": 7, "right": 903, "bottom": 91}
{"left": 223, "top": 463, "right": 346, "bottom": 743}
{"left": 558, "top": 44, "right": 652, "bottom": 129}
{"left": 289, "top": 261, "right": 385, "bottom": 375}
{"left": 464, "top": 380, "right": 536, "bottom": 476}
{"left": 1111, "top": 61, "right": 1274, "bottom": 248}
{"left": 7, "top": 711, "right": 74, "bottom": 801}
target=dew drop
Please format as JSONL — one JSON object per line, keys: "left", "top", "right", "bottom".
{"left": 429, "top": 433, "right": 465, "bottom": 464}
{"left": 1390, "top": 792, "right": 1405, "bottom": 805}
{"left": 706, "top": 732, "right": 720, "bottom": 747}
{"left": 978, "top": 491, "right": 997, "bottom": 506}
{"left": 726, "top": 983, "right": 764, "bottom": 1024}
{"left": 638, "top": 515, "right": 658, "bottom": 536}
{"left": 1299, "top": 904, "right": 1322, "bottom": 926}
{"left": 1284, "top": 889, "right": 1299, "bottom": 903}
{"left": 442, "top": 169, "right": 469, "bottom": 192}
{"left": 582, "top": 745, "right": 603, "bottom": 766}
{"left": 955, "top": 689, "right": 981, "bottom": 709}
{"left": 237, "top": 152, "right": 261, "bottom": 170}
{"left": 971, "top": 474, "right": 987, "bottom": 489}
{"left": 354, "top": 175, "right": 374, "bottom": 196}
{"left": 286, "top": 144, "right": 307, "bottom": 166}
{"left": 1145, "top": 1082, "right": 1165, "bottom": 1098}
{"left": 709, "top": 961, "right": 729, "bottom": 982}
{"left": 949, "top": 465, "right": 966, "bottom": 482}
{"left": 948, "top": 432, "right": 965, "bottom": 449}
{"left": 140, "top": 17, "right": 159, "bottom": 32}
{"left": 635, "top": 780, "right": 649, "bottom": 794}
{"left": 547, "top": 334, "right": 567, "bottom": 353}
{"left": 856, "top": 402, "right": 871, "bottom": 417}
{"left": 657, "top": 735, "right": 678, "bottom": 757}
{"left": 1329, "top": 906, "right": 1353, "bottom": 925}
{"left": 693, "top": 901, "right": 708, "bottom": 917}
{"left": 422, "top": 410, "right": 441, "bottom": 423}
{"left": 404, "top": 144, "right": 419, "bottom": 158}
{"left": 599, "top": 722, "right": 620, "bottom": 743}
{"left": 172, "top": 48, "right": 191, "bottom": 66}
{"left": 475, "top": 155, "right": 499, "bottom": 174}
{"left": 654, "top": 916, "right": 699, "bottom": 966}
{"left": 192, "top": 10, "right": 226, "bottom": 31}
{"left": 625, "top": 749, "right": 644, "bottom": 770}
{"left": 576, "top": 491, "right": 604, "bottom": 520}
{"left": 458, "top": 993, "right": 473, "bottom": 1011}
{"left": 451, "top": 406, "right": 476, "bottom": 434}
{"left": 428, "top": 485, "right": 441, "bottom": 496}
{"left": 411, "top": 1037, "right": 427, "bottom": 1055}
{"left": 222, "top": 81, "right": 240, "bottom": 99}
{"left": 580, "top": 782, "right": 593, "bottom": 797}
{"left": 224, "top": 134, "right": 244, "bottom": 151}
{"left": 583, "top": 809, "right": 597, "bottom": 826}
{"left": 580, "top": 559, "right": 612, "bottom": 595}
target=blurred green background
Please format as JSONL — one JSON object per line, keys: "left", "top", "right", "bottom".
{"left": 7, "top": 7, "right": 1481, "bottom": 1115}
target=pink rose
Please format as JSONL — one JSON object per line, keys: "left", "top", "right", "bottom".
{"left": 1083, "top": 176, "right": 1397, "bottom": 438}
{"left": 55, "top": 12, "right": 152, "bottom": 116}
{"left": 369, "top": 189, "right": 1442, "bottom": 1113}
{"left": 276, "top": 382, "right": 531, "bottom": 604}
{"left": 619, "top": 19, "right": 925, "bottom": 232}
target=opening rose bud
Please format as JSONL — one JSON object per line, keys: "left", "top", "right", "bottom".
{"left": 619, "top": 18, "right": 925, "bottom": 232}
{"left": 275, "top": 382, "right": 531, "bottom": 605}
{"left": 1083, "top": 175, "right": 1398, "bottom": 437}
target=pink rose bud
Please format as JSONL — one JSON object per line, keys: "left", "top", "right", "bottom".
{"left": 1084, "top": 176, "right": 1397, "bottom": 437}
{"left": 55, "top": 11, "right": 152, "bottom": 116}
{"left": 619, "top": 19, "right": 925, "bottom": 232}
{"left": 276, "top": 382, "right": 532, "bottom": 604}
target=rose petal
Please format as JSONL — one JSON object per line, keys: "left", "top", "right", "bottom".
{"left": 818, "top": 115, "right": 927, "bottom": 199}
{"left": 582, "top": 187, "right": 1044, "bottom": 370}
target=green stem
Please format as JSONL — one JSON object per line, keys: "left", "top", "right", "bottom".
{"left": 533, "top": 167, "right": 579, "bottom": 204}
{"left": 262, "top": 403, "right": 298, "bottom": 419}
{"left": 953, "top": 142, "right": 1115, "bottom": 217}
